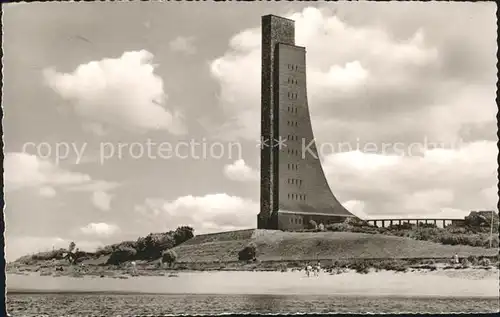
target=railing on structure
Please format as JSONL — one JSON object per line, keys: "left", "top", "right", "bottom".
{"left": 365, "top": 218, "right": 465, "bottom": 228}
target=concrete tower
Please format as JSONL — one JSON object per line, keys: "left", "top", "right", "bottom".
{"left": 258, "top": 15, "right": 356, "bottom": 230}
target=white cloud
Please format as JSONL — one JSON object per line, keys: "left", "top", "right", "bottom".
{"left": 169, "top": 36, "right": 197, "bottom": 55}
{"left": 5, "top": 236, "right": 103, "bottom": 262}
{"left": 4, "top": 153, "right": 118, "bottom": 206}
{"left": 80, "top": 222, "right": 120, "bottom": 237}
{"left": 67, "top": 180, "right": 120, "bottom": 192}
{"left": 209, "top": 7, "right": 441, "bottom": 141}
{"left": 223, "top": 159, "right": 259, "bottom": 182}
{"left": 43, "top": 50, "right": 186, "bottom": 135}
{"left": 324, "top": 141, "right": 498, "bottom": 218}
{"left": 4, "top": 152, "right": 91, "bottom": 191}
{"left": 207, "top": 6, "right": 495, "bottom": 219}
{"left": 310, "top": 61, "right": 369, "bottom": 91}
{"left": 92, "top": 191, "right": 112, "bottom": 211}
{"left": 342, "top": 200, "right": 368, "bottom": 219}
{"left": 38, "top": 186, "right": 57, "bottom": 198}
{"left": 135, "top": 193, "right": 258, "bottom": 234}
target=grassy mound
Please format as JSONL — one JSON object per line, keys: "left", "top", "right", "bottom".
{"left": 181, "top": 229, "right": 254, "bottom": 246}
{"left": 173, "top": 229, "right": 498, "bottom": 263}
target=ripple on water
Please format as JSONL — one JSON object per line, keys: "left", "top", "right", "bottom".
{"left": 7, "top": 294, "right": 500, "bottom": 316}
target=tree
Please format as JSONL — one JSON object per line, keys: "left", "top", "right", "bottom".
{"left": 107, "top": 246, "right": 137, "bottom": 266}
{"left": 162, "top": 249, "right": 178, "bottom": 268}
{"left": 68, "top": 242, "right": 76, "bottom": 253}
{"left": 465, "top": 211, "right": 499, "bottom": 230}
{"left": 173, "top": 226, "right": 194, "bottom": 245}
{"left": 64, "top": 242, "right": 77, "bottom": 264}
{"left": 136, "top": 233, "right": 175, "bottom": 260}
{"left": 238, "top": 243, "right": 257, "bottom": 261}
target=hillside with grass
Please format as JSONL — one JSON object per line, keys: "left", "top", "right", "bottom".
{"left": 173, "top": 229, "right": 498, "bottom": 264}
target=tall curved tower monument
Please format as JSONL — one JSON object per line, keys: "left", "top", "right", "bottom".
{"left": 258, "top": 15, "right": 356, "bottom": 230}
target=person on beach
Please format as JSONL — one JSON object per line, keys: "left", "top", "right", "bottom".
{"left": 314, "top": 262, "right": 321, "bottom": 276}
{"left": 305, "top": 264, "right": 312, "bottom": 277}
{"left": 454, "top": 254, "right": 459, "bottom": 265}
{"left": 131, "top": 261, "right": 137, "bottom": 275}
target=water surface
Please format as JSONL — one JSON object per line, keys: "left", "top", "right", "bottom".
{"left": 7, "top": 271, "right": 499, "bottom": 315}
{"left": 7, "top": 293, "right": 499, "bottom": 315}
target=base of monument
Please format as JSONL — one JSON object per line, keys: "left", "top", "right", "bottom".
{"left": 258, "top": 210, "right": 357, "bottom": 230}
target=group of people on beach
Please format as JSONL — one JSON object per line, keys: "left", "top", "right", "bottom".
{"left": 304, "top": 262, "right": 322, "bottom": 277}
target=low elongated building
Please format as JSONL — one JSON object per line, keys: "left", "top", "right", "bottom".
{"left": 258, "top": 15, "right": 357, "bottom": 230}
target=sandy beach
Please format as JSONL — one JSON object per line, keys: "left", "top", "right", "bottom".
{"left": 8, "top": 268, "right": 499, "bottom": 298}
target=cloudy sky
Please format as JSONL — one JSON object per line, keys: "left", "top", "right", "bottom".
{"left": 3, "top": 2, "right": 497, "bottom": 261}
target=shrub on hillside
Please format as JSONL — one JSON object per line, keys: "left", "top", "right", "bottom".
{"left": 106, "top": 246, "right": 137, "bottom": 265}
{"left": 437, "top": 233, "right": 486, "bottom": 247}
{"left": 479, "top": 258, "right": 491, "bottom": 267}
{"left": 308, "top": 220, "right": 318, "bottom": 230}
{"left": 465, "top": 211, "right": 499, "bottom": 229}
{"left": 467, "top": 255, "right": 479, "bottom": 266}
{"left": 95, "top": 245, "right": 114, "bottom": 257}
{"left": 238, "top": 243, "right": 257, "bottom": 261}
{"left": 460, "top": 258, "right": 471, "bottom": 268}
{"left": 353, "top": 226, "right": 383, "bottom": 234}
{"left": 136, "top": 232, "right": 175, "bottom": 260}
{"left": 373, "top": 260, "right": 408, "bottom": 272}
{"left": 135, "top": 226, "right": 194, "bottom": 260}
{"left": 350, "top": 260, "right": 370, "bottom": 274}
{"left": 73, "top": 250, "right": 93, "bottom": 263}
{"left": 445, "top": 226, "right": 470, "bottom": 234}
{"left": 326, "top": 223, "right": 351, "bottom": 232}
{"left": 387, "top": 222, "right": 413, "bottom": 231}
{"left": 31, "top": 249, "right": 66, "bottom": 261}
{"left": 410, "top": 228, "right": 441, "bottom": 241}
{"left": 173, "top": 226, "right": 194, "bottom": 245}
{"left": 344, "top": 217, "right": 371, "bottom": 227}
{"left": 162, "top": 249, "right": 177, "bottom": 268}
{"left": 485, "top": 234, "right": 499, "bottom": 248}
{"left": 418, "top": 223, "right": 438, "bottom": 229}
{"left": 332, "top": 260, "right": 349, "bottom": 268}
{"left": 113, "top": 240, "right": 138, "bottom": 250}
